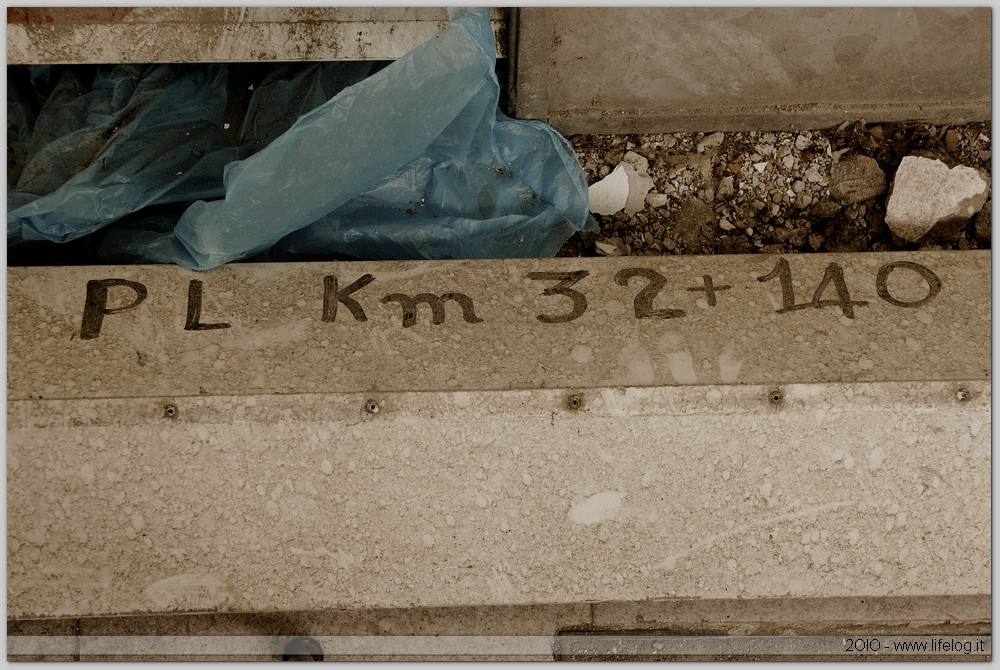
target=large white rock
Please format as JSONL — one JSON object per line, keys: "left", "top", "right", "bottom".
{"left": 587, "top": 161, "right": 654, "bottom": 216}
{"left": 622, "top": 163, "right": 654, "bottom": 215}
{"left": 885, "top": 156, "right": 990, "bottom": 242}
{"left": 588, "top": 164, "right": 630, "bottom": 215}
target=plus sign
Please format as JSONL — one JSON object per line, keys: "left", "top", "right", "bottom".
{"left": 686, "top": 274, "right": 732, "bottom": 307}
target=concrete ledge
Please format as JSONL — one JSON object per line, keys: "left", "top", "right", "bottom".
{"left": 511, "top": 7, "right": 991, "bottom": 133}
{"left": 6, "top": 7, "right": 508, "bottom": 63}
{"left": 7, "top": 252, "right": 990, "bottom": 400}
{"left": 8, "top": 595, "right": 989, "bottom": 661}
{"left": 547, "top": 101, "right": 992, "bottom": 137}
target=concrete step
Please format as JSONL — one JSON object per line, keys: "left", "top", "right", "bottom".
{"left": 510, "top": 8, "right": 991, "bottom": 133}
{"left": 7, "top": 252, "right": 990, "bottom": 628}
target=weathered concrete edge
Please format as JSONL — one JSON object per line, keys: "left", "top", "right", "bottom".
{"left": 9, "top": 594, "right": 989, "bottom": 628}
{"left": 8, "top": 594, "right": 990, "bottom": 661}
{"left": 8, "top": 380, "right": 989, "bottom": 427}
{"left": 548, "top": 101, "right": 993, "bottom": 136}
{"left": 506, "top": 7, "right": 551, "bottom": 124}
{"left": 6, "top": 15, "right": 508, "bottom": 63}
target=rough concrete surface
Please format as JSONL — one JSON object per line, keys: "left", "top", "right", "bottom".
{"left": 512, "top": 8, "right": 990, "bottom": 133}
{"left": 6, "top": 252, "right": 990, "bottom": 402}
{"left": 6, "top": 380, "right": 990, "bottom": 619}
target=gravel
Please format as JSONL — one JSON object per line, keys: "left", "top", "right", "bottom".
{"left": 560, "top": 120, "right": 991, "bottom": 257}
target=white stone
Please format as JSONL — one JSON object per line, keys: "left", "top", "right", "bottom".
{"left": 594, "top": 241, "right": 621, "bottom": 257}
{"left": 885, "top": 156, "right": 990, "bottom": 242}
{"left": 568, "top": 491, "right": 623, "bottom": 525}
{"left": 623, "top": 163, "right": 654, "bottom": 215}
{"left": 622, "top": 150, "right": 650, "bottom": 176}
{"left": 646, "top": 192, "right": 670, "bottom": 209}
{"left": 804, "top": 166, "right": 824, "bottom": 183}
{"left": 696, "top": 131, "right": 725, "bottom": 152}
{"left": 716, "top": 176, "right": 735, "bottom": 200}
{"left": 588, "top": 164, "right": 629, "bottom": 215}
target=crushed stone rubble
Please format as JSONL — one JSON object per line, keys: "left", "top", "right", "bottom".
{"left": 562, "top": 121, "right": 991, "bottom": 257}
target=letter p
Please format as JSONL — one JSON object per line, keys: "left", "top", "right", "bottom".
{"left": 80, "top": 279, "right": 148, "bottom": 340}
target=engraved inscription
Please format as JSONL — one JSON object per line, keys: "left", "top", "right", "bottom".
{"left": 185, "top": 280, "right": 231, "bottom": 331}
{"left": 72, "top": 258, "right": 945, "bottom": 338}
{"left": 323, "top": 274, "right": 374, "bottom": 322}
{"left": 381, "top": 292, "right": 483, "bottom": 327}
{"left": 614, "top": 268, "right": 685, "bottom": 319}
{"left": 80, "top": 278, "right": 148, "bottom": 340}
{"left": 527, "top": 271, "right": 589, "bottom": 323}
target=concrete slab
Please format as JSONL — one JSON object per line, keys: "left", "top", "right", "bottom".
{"left": 6, "top": 251, "right": 990, "bottom": 401}
{"left": 7, "top": 254, "right": 990, "bottom": 638}
{"left": 6, "top": 7, "right": 508, "bottom": 63}
{"left": 511, "top": 8, "right": 991, "bottom": 133}
{"left": 8, "top": 380, "right": 990, "bottom": 619}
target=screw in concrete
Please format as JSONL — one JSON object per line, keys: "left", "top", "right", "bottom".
{"left": 567, "top": 394, "right": 583, "bottom": 410}
{"left": 163, "top": 403, "right": 178, "bottom": 418}
{"left": 956, "top": 388, "right": 971, "bottom": 402}
{"left": 768, "top": 389, "right": 783, "bottom": 405}
{"left": 364, "top": 399, "right": 380, "bottom": 414}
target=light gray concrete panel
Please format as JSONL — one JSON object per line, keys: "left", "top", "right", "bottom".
{"left": 511, "top": 8, "right": 991, "bottom": 133}
{"left": 8, "top": 380, "right": 989, "bottom": 619}
{"left": 7, "top": 252, "right": 990, "bottom": 401}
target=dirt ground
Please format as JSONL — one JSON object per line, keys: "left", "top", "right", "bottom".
{"left": 559, "top": 120, "right": 991, "bottom": 258}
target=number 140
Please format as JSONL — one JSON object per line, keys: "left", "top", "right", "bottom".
{"left": 757, "top": 258, "right": 942, "bottom": 319}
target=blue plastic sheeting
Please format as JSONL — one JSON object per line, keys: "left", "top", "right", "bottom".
{"left": 8, "top": 63, "right": 241, "bottom": 242}
{"left": 8, "top": 8, "right": 595, "bottom": 268}
{"left": 8, "top": 60, "right": 377, "bottom": 243}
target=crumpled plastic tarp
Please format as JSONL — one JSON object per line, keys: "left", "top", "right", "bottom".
{"left": 8, "top": 59, "right": 379, "bottom": 242}
{"left": 8, "top": 8, "right": 595, "bottom": 269}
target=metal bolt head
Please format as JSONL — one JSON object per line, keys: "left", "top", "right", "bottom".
{"left": 768, "top": 389, "right": 783, "bottom": 405}
{"left": 364, "top": 399, "right": 380, "bottom": 414}
{"left": 164, "top": 404, "right": 178, "bottom": 418}
{"left": 956, "top": 388, "right": 971, "bottom": 402}
{"left": 567, "top": 394, "right": 583, "bottom": 410}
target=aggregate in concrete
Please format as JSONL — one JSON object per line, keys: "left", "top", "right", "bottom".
{"left": 7, "top": 380, "right": 990, "bottom": 619}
